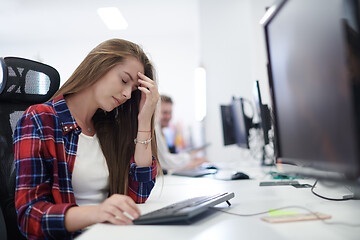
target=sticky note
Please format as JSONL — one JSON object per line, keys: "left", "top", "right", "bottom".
{"left": 268, "top": 209, "right": 299, "bottom": 216}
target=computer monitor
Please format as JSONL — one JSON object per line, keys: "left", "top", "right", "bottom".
{"left": 253, "top": 80, "right": 271, "bottom": 145}
{"left": 220, "top": 105, "right": 236, "bottom": 146}
{"left": 231, "top": 97, "right": 252, "bottom": 149}
{"left": 220, "top": 97, "right": 252, "bottom": 149}
{"left": 262, "top": 0, "right": 360, "bottom": 183}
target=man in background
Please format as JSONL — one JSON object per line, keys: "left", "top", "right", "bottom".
{"left": 156, "top": 95, "right": 208, "bottom": 171}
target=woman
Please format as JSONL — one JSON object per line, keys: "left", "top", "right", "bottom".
{"left": 13, "top": 38, "right": 160, "bottom": 239}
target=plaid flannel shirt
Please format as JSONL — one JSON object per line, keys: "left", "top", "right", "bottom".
{"left": 13, "top": 95, "right": 157, "bottom": 240}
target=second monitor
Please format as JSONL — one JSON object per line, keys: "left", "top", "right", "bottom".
{"left": 220, "top": 97, "right": 252, "bottom": 149}
{"left": 220, "top": 92, "right": 273, "bottom": 166}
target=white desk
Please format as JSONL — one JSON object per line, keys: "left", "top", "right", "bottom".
{"left": 76, "top": 170, "right": 360, "bottom": 240}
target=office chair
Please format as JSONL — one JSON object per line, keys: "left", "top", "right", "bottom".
{"left": 0, "top": 57, "right": 60, "bottom": 240}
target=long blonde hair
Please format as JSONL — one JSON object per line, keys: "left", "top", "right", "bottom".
{"left": 51, "top": 38, "right": 159, "bottom": 195}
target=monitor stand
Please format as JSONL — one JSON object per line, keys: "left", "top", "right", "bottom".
{"left": 344, "top": 184, "right": 360, "bottom": 200}
{"left": 313, "top": 180, "right": 360, "bottom": 200}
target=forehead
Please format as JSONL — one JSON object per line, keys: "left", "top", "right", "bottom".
{"left": 113, "top": 57, "right": 144, "bottom": 79}
{"left": 120, "top": 57, "right": 144, "bottom": 71}
{"left": 161, "top": 102, "right": 173, "bottom": 111}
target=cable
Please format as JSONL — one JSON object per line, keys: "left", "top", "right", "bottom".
{"left": 311, "top": 180, "right": 355, "bottom": 201}
{"left": 211, "top": 205, "right": 360, "bottom": 227}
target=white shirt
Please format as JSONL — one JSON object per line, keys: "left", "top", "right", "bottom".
{"left": 72, "top": 133, "right": 109, "bottom": 206}
{"left": 155, "top": 124, "right": 191, "bottom": 170}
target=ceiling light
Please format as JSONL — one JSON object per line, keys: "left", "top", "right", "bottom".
{"left": 97, "top": 7, "right": 128, "bottom": 30}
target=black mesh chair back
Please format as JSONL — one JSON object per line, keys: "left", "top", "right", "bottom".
{"left": 0, "top": 57, "right": 60, "bottom": 240}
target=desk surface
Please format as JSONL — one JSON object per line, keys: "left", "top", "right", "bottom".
{"left": 76, "top": 168, "right": 360, "bottom": 240}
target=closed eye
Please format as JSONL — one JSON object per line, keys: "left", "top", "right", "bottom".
{"left": 122, "top": 79, "right": 127, "bottom": 84}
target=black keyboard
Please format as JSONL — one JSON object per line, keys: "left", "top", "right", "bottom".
{"left": 259, "top": 180, "right": 299, "bottom": 186}
{"left": 133, "top": 192, "right": 235, "bottom": 225}
{"left": 171, "top": 168, "right": 218, "bottom": 177}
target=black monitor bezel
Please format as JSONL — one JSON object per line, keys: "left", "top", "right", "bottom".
{"left": 262, "top": 0, "right": 287, "bottom": 161}
{"left": 253, "top": 80, "right": 271, "bottom": 145}
{"left": 262, "top": 0, "right": 360, "bottom": 182}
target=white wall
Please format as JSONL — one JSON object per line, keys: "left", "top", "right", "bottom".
{"left": 199, "top": 0, "right": 275, "bottom": 166}
{"left": 0, "top": 0, "right": 276, "bottom": 166}
{"left": 0, "top": 0, "right": 201, "bottom": 136}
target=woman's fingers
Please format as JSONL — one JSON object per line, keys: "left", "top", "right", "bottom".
{"left": 137, "top": 72, "right": 158, "bottom": 90}
{"left": 138, "top": 72, "right": 157, "bottom": 91}
{"left": 138, "top": 86, "right": 151, "bottom": 94}
{"left": 114, "top": 215, "right": 132, "bottom": 225}
{"left": 105, "top": 203, "right": 138, "bottom": 222}
{"left": 97, "top": 195, "right": 141, "bottom": 225}
{"left": 124, "top": 196, "right": 141, "bottom": 214}
{"left": 105, "top": 211, "right": 132, "bottom": 225}
{"left": 138, "top": 71, "right": 154, "bottom": 83}
{"left": 137, "top": 81, "right": 158, "bottom": 103}
{"left": 118, "top": 199, "right": 140, "bottom": 220}
{"left": 103, "top": 211, "right": 132, "bottom": 225}
{"left": 136, "top": 72, "right": 159, "bottom": 120}
{"left": 138, "top": 79, "right": 154, "bottom": 88}
{"left": 113, "top": 195, "right": 140, "bottom": 219}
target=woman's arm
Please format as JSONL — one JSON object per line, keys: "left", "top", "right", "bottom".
{"left": 134, "top": 126, "right": 153, "bottom": 167}
{"left": 134, "top": 72, "right": 159, "bottom": 167}
{"left": 14, "top": 107, "right": 77, "bottom": 239}
{"left": 128, "top": 156, "right": 157, "bottom": 203}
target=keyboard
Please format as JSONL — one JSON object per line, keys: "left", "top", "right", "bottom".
{"left": 259, "top": 180, "right": 299, "bottom": 186}
{"left": 171, "top": 168, "right": 218, "bottom": 177}
{"left": 133, "top": 192, "right": 235, "bottom": 225}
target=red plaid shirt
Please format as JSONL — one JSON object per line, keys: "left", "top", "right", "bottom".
{"left": 13, "top": 95, "right": 157, "bottom": 239}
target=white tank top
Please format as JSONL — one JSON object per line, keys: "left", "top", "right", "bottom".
{"left": 72, "top": 133, "right": 109, "bottom": 206}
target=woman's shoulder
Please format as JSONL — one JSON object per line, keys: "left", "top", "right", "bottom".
{"left": 25, "top": 102, "right": 55, "bottom": 114}
{"left": 25, "top": 102, "right": 57, "bottom": 117}
{"left": 15, "top": 102, "right": 59, "bottom": 136}
{"left": 24, "top": 95, "right": 64, "bottom": 117}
